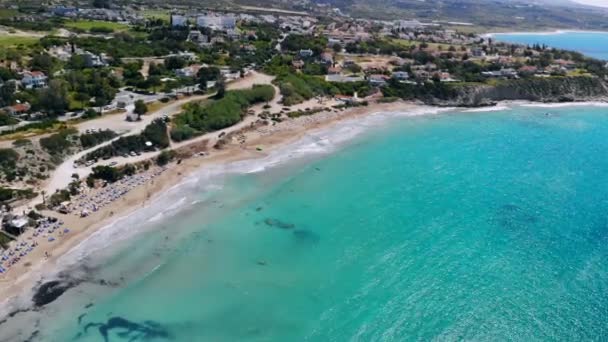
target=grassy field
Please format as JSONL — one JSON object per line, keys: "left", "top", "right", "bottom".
{"left": 0, "top": 8, "right": 18, "bottom": 19}
{"left": 63, "top": 19, "right": 130, "bottom": 32}
{"left": 140, "top": 9, "right": 170, "bottom": 22}
{"left": 0, "top": 35, "right": 40, "bottom": 48}
{"left": 388, "top": 38, "right": 460, "bottom": 51}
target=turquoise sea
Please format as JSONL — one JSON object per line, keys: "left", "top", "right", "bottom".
{"left": 3, "top": 104, "right": 608, "bottom": 341}
{"left": 492, "top": 31, "right": 608, "bottom": 60}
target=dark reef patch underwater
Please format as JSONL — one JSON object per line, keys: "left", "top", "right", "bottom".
{"left": 80, "top": 317, "right": 170, "bottom": 342}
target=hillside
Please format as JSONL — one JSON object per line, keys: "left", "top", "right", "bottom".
{"left": 383, "top": 77, "right": 608, "bottom": 107}
{"left": 233, "top": 0, "right": 608, "bottom": 31}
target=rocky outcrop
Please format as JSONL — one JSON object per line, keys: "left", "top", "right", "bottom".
{"left": 425, "top": 76, "right": 608, "bottom": 107}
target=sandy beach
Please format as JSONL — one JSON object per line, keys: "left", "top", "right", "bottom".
{"left": 0, "top": 99, "right": 424, "bottom": 311}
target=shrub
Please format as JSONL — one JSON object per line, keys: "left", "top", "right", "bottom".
{"left": 170, "top": 125, "right": 197, "bottom": 142}
{"left": 39, "top": 128, "right": 78, "bottom": 156}
{"left": 170, "top": 85, "right": 274, "bottom": 141}
{"left": 0, "top": 112, "right": 17, "bottom": 127}
{"left": 0, "top": 148, "right": 19, "bottom": 170}
{"left": 134, "top": 99, "right": 148, "bottom": 115}
{"left": 83, "top": 119, "right": 168, "bottom": 161}
{"left": 79, "top": 129, "right": 117, "bottom": 149}
{"left": 12, "top": 139, "right": 32, "bottom": 147}
{"left": 90, "top": 165, "right": 122, "bottom": 183}
{"left": 156, "top": 149, "right": 175, "bottom": 166}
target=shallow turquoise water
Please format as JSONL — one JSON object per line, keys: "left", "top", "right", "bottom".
{"left": 7, "top": 105, "right": 608, "bottom": 341}
{"left": 493, "top": 31, "right": 608, "bottom": 60}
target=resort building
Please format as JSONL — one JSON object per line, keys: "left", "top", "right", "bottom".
{"left": 21, "top": 71, "right": 48, "bottom": 89}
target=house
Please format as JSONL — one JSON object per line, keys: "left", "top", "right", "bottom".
{"left": 518, "top": 65, "right": 538, "bottom": 75}
{"left": 47, "top": 44, "right": 74, "bottom": 61}
{"left": 175, "top": 64, "right": 203, "bottom": 78}
{"left": 328, "top": 66, "right": 342, "bottom": 75}
{"left": 167, "top": 51, "right": 198, "bottom": 62}
{"left": 7, "top": 216, "right": 28, "bottom": 234}
{"left": 21, "top": 71, "right": 47, "bottom": 89}
{"left": 53, "top": 6, "right": 78, "bottom": 17}
{"left": 392, "top": 71, "right": 409, "bottom": 80}
{"left": 171, "top": 15, "right": 188, "bottom": 27}
{"left": 221, "top": 16, "right": 237, "bottom": 29}
{"left": 292, "top": 59, "right": 305, "bottom": 69}
{"left": 471, "top": 47, "right": 486, "bottom": 57}
{"left": 438, "top": 72, "right": 457, "bottom": 82}
{"left": 3, "top": 102, "right": 31, "bottom": 116}
{"left": 412, "top": 70, "right": 430, "bottom": 80}
{"left": 243, "top": 44, "right": 256, "bottom": 53}
{"left": 328, "top": 38, "right": 342, "bottom": 47}
{"left": 368, "top": 74, "right": 389, "bottom": 87}
{"left": 299, "top": 49, "right": 314, "bottom": 58}
{"left": 320, "top": 52, "right": 334, "bottom": 65}
{"left": 325, "top": 75, "right": 365, "bottom": 83}
{"left": 187, "top": 30, "right": 209, "bottom": 45}
{"left": 482, "top": 68, "right": 518, "bottom": 79}
{"left": 554, "top": 59, "right": 576, "bottom": 70}
{"left": 210, "top": 36, "right": 225, "bottom": 45}
{"left": 343, "top": 59, "right": 356, "bottom": 67}
{"left": 196, "top": 15, "right": 236, "bottom": 30}
{"left": 82, "top": 52, "right": 107, "bottom": 67}
{"left": 227, "top": 29, "right": 241, "bottom": 40}
{"left": 398, "top": 20, "right": 423, "bottom": 29}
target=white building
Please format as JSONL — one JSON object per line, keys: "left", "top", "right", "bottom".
{"left": 21, "top": 71, "right": 48, "bottom": 89}
{"left": 325, "top": 75, "right": 365, "bottom": 83}
{"left": 196, "top": 15, "right": 236, "bottom": 30}
{"left": 398, "top": 20, "right": 423, "bottom": 29}
{"left": 392, "top": 71, "right": 409, "bottom": 80}
{"left": 171, "top": 15, "right": 188, "bottom": 27}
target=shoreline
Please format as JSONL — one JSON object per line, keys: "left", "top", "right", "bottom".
{"left": 483, "top": 29, "right": 608, "bottom": 38}
{"left": 0, "top": 99, "right": 431, "bottom": 315}
{"left": 0, "top": 98, "right": 606, "bottom": 317}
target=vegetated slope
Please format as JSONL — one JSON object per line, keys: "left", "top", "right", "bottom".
{"left": 383, "top": 76, "right": 608, "bottom": 106}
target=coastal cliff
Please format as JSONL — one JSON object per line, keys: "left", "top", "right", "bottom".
{"left": 385, "top": 76, "right": 608, "bottom": 107}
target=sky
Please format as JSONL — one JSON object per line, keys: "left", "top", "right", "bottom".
{"left": 570, "top": 0, "right": 608, "bottom": 7}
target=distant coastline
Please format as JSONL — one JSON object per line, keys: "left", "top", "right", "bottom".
{"left": 483, "top": 29, "right": 608, "bottom": 38}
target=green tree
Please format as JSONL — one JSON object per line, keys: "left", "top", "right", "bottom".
{"left": 91, "top": 165, "right": 121, "bottom": 182}
{"left": 67, "top": 55, "right": 87, "bottom": 70}
{"left": 146, "top": 75, "right": 162, "bottom": 92}
{"left": 156, "top": 150, "right": 175, "bottom": 166}
{"left": 134, "top": 99, "right": 148, "bottom": 116}
{"left": 30, "top": 54, "right": 56, "bottom": 74}
{"left": 36, "top": 80, "right": 69, "bottom": 115}
{"left": 0, "top": 81, "right": 16, "bottom": 107}
{"left": 214, "top": 77, "right": 226, "bottom": 99}
{"left": 164, "top": 56, "right": 186, "bottom": 70}
{"left": 198, "top": 67, "right": 221, "bottom": 91}
{"left": 74, "top": 92, "right": 90, "bottom": 109}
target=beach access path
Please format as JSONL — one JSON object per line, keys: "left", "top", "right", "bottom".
{"left": 17, "top": 72, "right": 277, "bottom": 212}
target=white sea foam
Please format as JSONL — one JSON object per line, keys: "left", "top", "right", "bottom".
{"left": 520, "top": 101, "right": 608, "bottom": 108}
{"left": 462, "top": 105, "right": 512, "bottom": 113}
